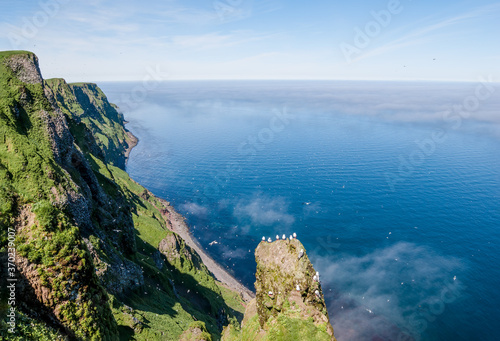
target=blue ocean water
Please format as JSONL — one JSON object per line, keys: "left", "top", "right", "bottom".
{"left": 100, "top": 81, "right": 500, "bottom": 341}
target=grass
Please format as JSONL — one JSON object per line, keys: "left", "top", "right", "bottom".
{"left": 1, "top": 50, "right": 247, "bottom": 341}
{"left": 0, "top": 50, "right": 118, "bottom": 340}
{"left": 222, "top": 309, "right": 332, "bottom": 341}
{"left": 0, "top": 310, "right": 68, "bottom": 341}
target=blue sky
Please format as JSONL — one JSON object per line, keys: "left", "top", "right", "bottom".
{"left": 0, "top": 0, "right": 499, "bottom": 81}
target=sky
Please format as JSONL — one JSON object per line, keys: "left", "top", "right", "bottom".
{"left": 0, "top": 0, "right": 499, "bottom": 82}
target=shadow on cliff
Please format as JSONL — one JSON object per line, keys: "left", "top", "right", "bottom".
{"left": 113, "top": 233, "right": 243, "bottom": 339}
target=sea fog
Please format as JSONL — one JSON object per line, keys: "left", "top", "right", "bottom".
{"left": 100, "top": 80, "right": 500, "bottom": 340}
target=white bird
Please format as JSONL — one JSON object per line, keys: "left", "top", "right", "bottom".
{"left": 315, "top": 290, "right": 320, "bottom": 298}
{"left": 293, "top": 232, "right": 297, "bottom": 238}
{"left": 313, "top": 275, "right": 317, "bottom": 282}
{"left": 298, "top": 249, "right": 304, "bottom": 259}
{"left": 267, "top": 237, "right": 272, "bottom": 243}
{"left": 262, "top": 236, "right": 265, "bottom": 241}
{"left": 282, "top": 234, "right": 286, "bottom": 240}
{"left": 296, "top": 285, "right": 300, "bottom": 291}
{"left": 276, "top": 235, "right": 280, "bottom": 240}
{"left": 268, "top": 291, "right": 273, "bottom": 296}
{"left": 289, "top": 235, "right": 293, "bottom": 240}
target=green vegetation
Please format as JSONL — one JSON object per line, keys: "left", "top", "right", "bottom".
{"left": 0, "top": 310, "right": 68, "bottom": 340}
{"left": 222, "top": 240, "right": 335, "bottom": 340}
{"left": 0, "top": 50, "right": 118, "bottom": 341}
{"left": 0, "top": 50, "right": 245, "bottom": 341}
{"left": 1, "top": 50, "right": 333, "bottom": 341}
{"left": 223, "top": 310, "right": 332, "bottom": 341}
{"left": 44, "top": 78, "right": 133, "bottom": 169}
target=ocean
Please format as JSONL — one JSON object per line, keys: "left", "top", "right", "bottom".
{"left": 99, "top": 80, "right": 500, "bottom": 341}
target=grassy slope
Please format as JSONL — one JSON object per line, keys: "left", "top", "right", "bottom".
{"left": 0, "top": 51, "right": 245, "bottom": 340}
{"left": 91, "top": 157, "right": 246, "bottom": 340}
{"left": 0, "top": 51, "right": 117, "bottom": 340}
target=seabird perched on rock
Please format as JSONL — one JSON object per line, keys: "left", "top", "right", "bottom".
{"left": 267, "top": 237, "right": 272, "bottom": 243}
{"left": 315, "top": 290, "right": 320, "bottom": 298}
{"left": 289, "top": 235, "right": 293, "bottom": 240}
{"left": 316, "top": 271, "right": 320, "bottom": 281}
{"left": 296, "top": 285, "right": 300, "bottom": 291}
{"left": 313, "top": 275, "right": 317, "bottom": 282}
{"left": 262, "top": 236, "right": 266, "bottom": 241}
{"left": 293, "top": 232, "right": 297, "bottom": 239}
{"left": 298, "top": 249, "right": 304, "bottom": 259}
{"left": 282, "top": 234, "right": 286, "bottom": 240}
{"left": 276, "top": 235, "right": 280, "bottom": 240}
{"left": 268, "top": 291, "right": 273, "bottom": 296}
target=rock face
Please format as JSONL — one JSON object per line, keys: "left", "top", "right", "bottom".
{"left": 255, "top": 239, "right": 335, "bottom": 338}
{"left": 222, "top": 239, "right": 336, "bottom": 340}
{"left": 3, "top": 51, "right": 43, "bottom": 84}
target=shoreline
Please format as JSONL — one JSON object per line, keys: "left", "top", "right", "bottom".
{"left": 158, "top": 198, "right": 255, "bottom": 302}
{"left": 123, "top": 127, "right": 255, "bottom": 302}
{"left": 124, "top": 129, "right": 138, "bottom": 163}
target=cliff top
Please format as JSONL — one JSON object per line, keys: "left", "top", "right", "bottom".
{"left": 0, "top": 50, "right": 35, "bottom": 59}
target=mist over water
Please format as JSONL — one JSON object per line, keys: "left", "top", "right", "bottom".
{"left": 100, "top": 81, "right": 500, "bottom": 340}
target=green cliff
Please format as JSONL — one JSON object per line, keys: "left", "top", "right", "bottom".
{"left": 0, "top": 51, "right": 336, "bottom": 341}
{"left": 0, "top": 51, "right": 245, "bottom": 340}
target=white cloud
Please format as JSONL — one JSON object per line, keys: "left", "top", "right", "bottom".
{"left": 169, "top": 31, "right": 268, "bottom": 50}
{"left": 179, "top": 202, "right": 208, "bottom": 217}
{"left": 353, "top": 4, "right": 500, "bottom": 63}
{"left": 233, "top": 193, "right": 295, "bottom": 226}
{"left": 314, "top": 242, "right": 465, "bottom": 340}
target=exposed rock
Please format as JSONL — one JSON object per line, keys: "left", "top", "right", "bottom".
{"left": 159, "top": 233, "right": 203, "bottom": 271}
{"left": 3, "top": 52, "right": 43, "bottom": 84}
{"left": 83, "top": 237, "right": 144, "bottom": 295}
{"left": 221, "top": 239, "right": 335, "bottom": 340}
{"left": 152, "top": 250, "right": 165, "bottom": 270}
{"left": 254, "top": 238, "right": 336, "bottom": 339}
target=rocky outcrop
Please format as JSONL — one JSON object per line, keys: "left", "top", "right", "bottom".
{"left": 179, "top": 321, "right": 213, "bottom": 341}
{"left": 44, "top": 78, "right": 134, "bottom": 169}
{"left": 84, "top": 237, "right": 144, "bottom": 295}
{"left": 159, "top": 233, "right": 204, "bottom": 272}
{"left": 255, "top": 239, "right": 335, "bottom": 338}
{"left": 3, "top": 51, "right": 43, "bottom": 84}
{"left": 223, "top": 239, "right": 336, "bottom": 341}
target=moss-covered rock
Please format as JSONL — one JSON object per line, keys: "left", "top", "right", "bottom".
{"left": 222, "top": 239, "right": 336, "bottom": 341}
{"left": 179, "top": 321, "right": 213, "bottom": 341}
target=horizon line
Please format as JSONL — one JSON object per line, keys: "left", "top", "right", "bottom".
{"left": 86, "top": 78, "right": 497, "bottom": 84}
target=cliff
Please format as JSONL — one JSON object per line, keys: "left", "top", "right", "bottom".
{"left": 222, "top": 239, "right": 336, "bottom": 341}
{"left": 0, "top": 51, "right": 245, "bottom": 340}
{"left": 0, "top": 51, "right": 335, "bottom": 341}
